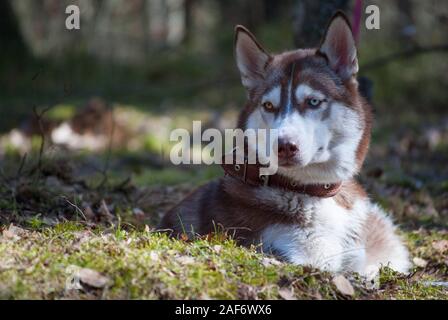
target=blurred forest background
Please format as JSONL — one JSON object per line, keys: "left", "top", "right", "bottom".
{"left": 0, "top": 0, "right": 447, "bottom": 229}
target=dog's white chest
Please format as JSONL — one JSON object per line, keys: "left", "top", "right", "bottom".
{"left": 260, "top": 197, "right": 367, "bottom": 273}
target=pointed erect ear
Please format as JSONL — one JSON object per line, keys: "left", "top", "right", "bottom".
{"left": 318, "top": 12, "right": 359, "bottom": 81}
{"left": 234, "top": 25, "right": 271, "bottom": 91}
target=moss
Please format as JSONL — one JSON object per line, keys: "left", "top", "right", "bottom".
{"left": 134, "top": 166, "right": 222, "bottom": 187}
{"left": 46, "top": 104, "right": 76, "bottom": 121}
{"left": 0, "top": 223, "right": 446, "bottom": 300}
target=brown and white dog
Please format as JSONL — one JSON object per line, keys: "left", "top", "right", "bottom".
{"left": 159, "top": 13, "right": 410, "bottom": 276}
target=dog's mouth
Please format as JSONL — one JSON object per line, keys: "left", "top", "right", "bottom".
{"left": 277, "top": 157, "right": 305, "bottom": 168}
{"left": 278, "top": 159, "right": 298, "bottom": 167}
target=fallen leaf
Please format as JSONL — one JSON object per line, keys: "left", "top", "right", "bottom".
{"left": 238, "top": 284, "right": 258, "bottom": 300}
{"left": 177, "top": 256, "right": 195, "bottom": 265}
{"left": 413, "top": 257, "right": 428, "bottom": 268}
{"left": 180, "top": 233, "right": 189, "bottom": 242}
{"left": 99, "top": 200, "right": 114, "bottom": 220}
{"left": 199, "top": 293, "right": 212, "bottom": 300}
{"left": 213, "top": 245, "right": 222, "bottom": 254}
{"left": 76, "top": 267, "right": 111, "bottom": 288}
{"left": 278, "top": 288, "right": 296, "bottom": 300}
{"left": 332, "top": 275, "right": 355, "bottom": 296}
{"left": 0, "top": 257, "right": 16, "bottom": 271}
{"left": 83, "top": 205, "right": 95, "bottom": 220}
{"left": 432, "top": 240, "right": 448, "bottom": 253}
{"left": 133, "top": 208, "right": 145, "bottom": 221}
{"left": 150, "top": 251, "right": 159, "bottom": 262}
{"left": 261, "top": 257, "right": 282, "bottom": 267}
{"left": 312, "top": 291, "right": 323, "bottom": 300}
{"left": 1, "top": 224, "right": 25, "bottom": 241}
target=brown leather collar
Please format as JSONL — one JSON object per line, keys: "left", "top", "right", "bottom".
{"left": 221, "top": 161, "right": 342, "bottom": 198}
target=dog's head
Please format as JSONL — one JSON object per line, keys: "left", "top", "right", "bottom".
{"left": 234, "top": 12, "right": 371, "bottom": 184}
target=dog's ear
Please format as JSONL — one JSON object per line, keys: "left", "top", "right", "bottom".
{"left": 234, "top": 25, "right": 270, "bottom": 91}
{"left": 318, "top": 12, "right": 358, "bottom": 81}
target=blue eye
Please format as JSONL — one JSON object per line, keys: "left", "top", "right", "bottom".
{"left": 307, "top": 98, "right": 322, "bottom": 108}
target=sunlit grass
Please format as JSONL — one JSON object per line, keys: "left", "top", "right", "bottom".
{"left": 0, "top": 222, "right": 446, "bottom": 299}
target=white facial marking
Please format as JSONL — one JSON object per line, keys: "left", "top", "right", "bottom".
{"left": 276, "top": 101, "right": 363, "bottom": 183}
{"left": 271, "top": 85, "right": 331, "bottom": 167}
{"left": 295, "top": 84, "right": 325, "bottom": 102}
{"left": 261, "top": 86, "right": 281, "bottom": 108}
{"left": 246, "top": 82, "right": 364, "bottom": 184}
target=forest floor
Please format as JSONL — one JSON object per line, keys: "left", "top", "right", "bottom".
{"left": 0, "top": 98, "right": 447, "bottom": 300}
{"left": 1, "top": 9, "right": 448, "bottom": 298}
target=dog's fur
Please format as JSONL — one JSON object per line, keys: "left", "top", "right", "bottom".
{"left": 159, "top": 13, "right": 410, "bottom": 276}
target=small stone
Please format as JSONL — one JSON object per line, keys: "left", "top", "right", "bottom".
{"left": 278, "top": 288, "right": 296, "bottom": 300}
{"left": 332, "top": 275, "right": 355, "bottom": 296}
{"left": 76, "top": 267, "right": 111, "bottom": 288}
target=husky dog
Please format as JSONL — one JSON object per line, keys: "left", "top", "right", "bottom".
{"left": 159, "top": 13, "right": 410, "bottom": 276}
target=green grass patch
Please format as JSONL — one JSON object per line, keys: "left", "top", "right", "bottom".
{"left": 134, "top": 166, "right": 222, "bottom": 187}
{"left": 0, "top": 223, "right": 447, "bottom": 300}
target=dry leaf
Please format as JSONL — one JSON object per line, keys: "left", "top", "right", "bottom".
{"left": 432, "top": 240, "right": 448, "bottom": 253}
{"left": 132, "top": 208, "right": 145, "bottom": 221}
{"left": 261, "top": 257, "right": 282, "bottom": 267}
{"left": 238, "top": 284, "right": 258, "bottom": 300}
{"left": 180, "top": 233, "right": 189, "bottom": 242}
{"left": 278, "top": 288, "right": 296, "bottom": 300}
{"left": 99, "top": 200, "right": 114, "bottom": 220}
{"left": 77, "top": 267, "right": 111, "bottom": 288}
{"left": 0, "top": 257, "right": 16, "bottom": 271}
{"left": 332, "top": 275, "right": 355, "bottom": 296}
{"left": 2, "top": 224, "right": 25, "bottom": 241}
{"left": 413, "top": 257, "right": 428, "bottom": 268}
{"left": 213, "top": 245, "right": 222, "bottom": 254}
{"left": 150, "top": 251, "right": 160, "bottom": 262}
{"left": 177, "top": 256, "right": 195, "bottom": 265}
{"left": 83, "top": 205, "right": 95, "bottom": 220}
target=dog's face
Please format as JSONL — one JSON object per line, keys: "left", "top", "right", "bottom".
{"left": 235, "top": 13, "right": 371, "bottom": 184}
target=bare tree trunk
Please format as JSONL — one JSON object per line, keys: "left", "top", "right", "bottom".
{"left": 217, "top": 0, "right": 266, "bottom": 32}
{"left": 292, "top": 0, "right": 349, "bottom": 48}
{"left": 0, "top": 0, "right": 29, "bottom": 59}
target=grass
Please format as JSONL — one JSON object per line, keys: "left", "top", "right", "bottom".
{"left": 0, "top": 222, "right": 447, "bottom": 300}
{"left": 133, "top": 166, "right": 222, "bottom": 187}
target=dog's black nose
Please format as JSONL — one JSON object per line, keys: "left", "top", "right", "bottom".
{"left": 277, "top": 139, "right": 298, "bottom": 160}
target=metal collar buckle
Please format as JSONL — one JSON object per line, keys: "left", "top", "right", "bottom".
{"left": 260, "top": 174, "right": 269, "bottom": 186}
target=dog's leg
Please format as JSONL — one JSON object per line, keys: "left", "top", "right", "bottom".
{"left": 361, "top": 204, "right": 411, "bottom": 275}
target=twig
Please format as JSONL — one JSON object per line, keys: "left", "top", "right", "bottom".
{"left": 361, "top": 43, "right": 448, "bottom": 71}
{"left": 33, "top": 104, "right": 53, "bottom": 176}
{"left": 30, "top": 78, "right": 72, "bottom": 178}
{"left": 112, "top": 176, "right": 132, "bottom": 193}
{"left": 96, "top": 105, "right": 116, "bottom": 189}
{"left": 16, "top": 153, "right": 28, "bottom": 179}
{"left": 62, "top": 196, "right": 87, "bottom": 221}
